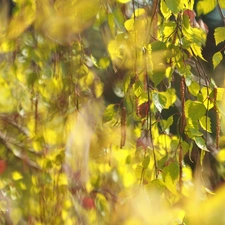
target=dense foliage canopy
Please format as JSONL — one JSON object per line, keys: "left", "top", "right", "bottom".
{"left": 0, "top": 0, "right": 225, "bottom": 224}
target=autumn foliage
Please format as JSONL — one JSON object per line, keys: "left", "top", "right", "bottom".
{"left": 0, "top": 0, "right": 225, "bottom": 224}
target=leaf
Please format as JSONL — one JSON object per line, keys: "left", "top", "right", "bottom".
{"left": 152, "top": 89, "right": 176, "bottom": 113}
{"left": 99, "top": 57, "right": 110, "bottom": 69}
{"left": 12, "top": 171, "right": 23, "bottom": 181}
{"left": 108, "top": 39, "right": 122, "bottom": 60}
{"left": 124, "top": 18, "right": 134, "bottom": 31}
{"left": 116, "top": 0, "right": 131, "bottom": 3}
{"left": 0, "top": 160, "right": 6, "bottom": 175}
{"left": 190, "top": 43, "right": 206, "bottom": 61}
{"left": 194, "top": 137, "right": 209, "bottom": 151}
{"left": 213, "top": 51, "right": 223, "bottom": 69}
{"left": 165, "top": 173, "right": 177, "bottom": 195}
{"left": 196, "top": 0, "right": 217, "bottom": 15}
{"left": 216, "top": 148, "right": 225, "bottom": 162}
{"left": 151, "top": 71, "right": 166, "bottom": 86}
{"left": 218, "top": 0, "right": 225, "bottom": 8}
{"left": 94, "top": 80, "right": 103, "bottom": 98}
{"left": 165, "top": 0, "right": 183, "bottom": 15}
{"left": 214, "top": 27, "right": 225, "bottom": 46}
{"left": 200, "top": 87, "right": 214, "bottom": 109}
{"left": 199, "top": 116, "right": 212, "bottom": 133}
{"left": 134, "top": 80, "right": 144, "bottom": 97}
{"left": 185, "top": 100, "right": 206, "bottom": 120}
{"left": 160, "top": 0, "right": 172, "bottom": 20}
{"left": 103, "top": 104, "right": 116, "bottom": 122}
{"left": 135, "top": 165, "right": 143, "bottom": 179}
{"left": 142, "top": 155, "right": 150, "bottom": 169}
{"left": 153, "top": 92, "right": 167, "bottom": 113}
{"left": 188, "top": 81, "right": 200, "bottom": 96}
{"left": 160, "top": 116, "right": 174, "bottom": 132}
{"left": 108, "top": 13, "right": 116, "bottom": 36}
{"left": 215, "top": 88, "right": 225, "bottom": 101}
{"left": 181, "top": 141, "right": 190, "bottom": 156}
{"left": 163, "top": 162, "right": 179, "bottom": 180}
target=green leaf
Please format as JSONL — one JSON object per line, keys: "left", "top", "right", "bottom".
{"left": 153, "top": 89, "right": 176, "bottom": 113}
{"left": 134, "top": 80, "right": 144, "bottom": 97}
{"left": 99, "top": 57, "right": 110, "bottom": 69}
{"left": 165, "top": 0, "right": 183, "bottom": 15}
{"left": 200, "top": 87, "right": 214, "bottom": 109}
{"left": 142, "top": 155, "right": 150, "bottom": 169}
{"left": 188, "top": 81, "right": 200, "bottom": 96}
{"left": 103, "top": 104, "right": 116, "bottom": 122}
{"left": 199, "top": 116, "right": 212, "bottom": 133}
{"left": 160, "top": 116, "right": 174, "bottom": 132}
{"left": 181, "top": 141, "right": 190, "bottom": 156}
{"left": 194, "top": 136, "right": 209, "bottom": 151}
{"left": 164, "top": 162, "right": 179, "bottom": 180}
{"left": 153, "top": 92, "right": 167, "bottom": 113}
{"left": 108, "top": 13, "right": 116, "bottom": 36}
{"left": 200, "top": 149, "right": 206, "bottom": 165}
{"left": 165, "top": 173, "right": 178, "bottom": 195}
{"left": 185, "top": 100, "right": 206, "bottom": 120}
{"left": 214, "top": 27, "right": 225, "bottom": 46}
{"left": 151, "top": 71, "right": 166, "bottom": 86}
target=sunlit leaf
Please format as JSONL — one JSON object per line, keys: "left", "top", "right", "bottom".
{"left": 218, "top": 0, "right": 225, "bottom": 8}
{"left": 12, "top": 171, "right": 23, "bottom": 181}
{"left": 165, "top": 173, "right": 177, "bottom": 195}
{"left": 213, "top": 51, "right": 223, "bottom": 69}
{"left": 160, "top": 0, "right": 172, "bottom": 20}
{"left": 196, "top": 0, "right": 217, "bottom": 15}
{"left": 214, "top": 27, "right": 225, "bottom": 46}
{"left": 124, "top": 18, "right": 134, "bottom": 31}
{"left": 199, "top": 116, "right": 212, "bottom": 133}
{"left": 188, "top": 81, "right": 200, "bottom": 96}
{"left": 116, "top": 0, "right": 131, "bottom": 3}
{"left": 190, "top": 43, "right": 206, "bottom": 60}
{"left": 153, "top": 89, "right": 176, "bottom": 112}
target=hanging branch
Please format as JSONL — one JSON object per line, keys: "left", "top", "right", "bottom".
{"left": 214, "top": 88, "right": 220, "bottom": 149}
{"left": 179, "top": 144, "right": 183, "bottom": 193}
{"left": 180, "top": 76, "right": 186, "bottom": 134}
{"left": 120, "top": 106, "right": 126, "bottom": 148}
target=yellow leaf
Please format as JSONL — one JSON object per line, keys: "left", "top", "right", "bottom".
{"left": 199, "top": 116, "right": 212, "bottom": 133}
{"left": 12, "top": 171, "right": 23, "bottom": 181}
{"left": 124, "top": 18, "right": 134, "bottom": 31}
{"left": 165, "top": 173, "right": 177, "bottom": 195}
{"left": 108, "top": 39, "right": 122, "bottom": 61}
{"left": 212, "top": 51, "right": 223, "bottom": 69}
{"left": 190, "top": 43, "right": 206, "bottom": 61}
{"left": 58, "top": 173, "right": 68, "bottom": 186}
{"left": 94, "top": 80, "right": 103, "bottom": 98}
{"left": 216, "top": 148, "right": 225, "bottom": 162}
{"left": 116, "top": 0, "right": 131, "bottom": 3}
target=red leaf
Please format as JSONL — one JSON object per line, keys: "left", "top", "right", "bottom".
{"left": 82, "top": 197, "right": 95, "bottom": 210}
{"left": 0, "top": 160, "right": 7, "bottom": 175}
{"left": 183, "top": 9, "right": 196, "bottom": 24}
